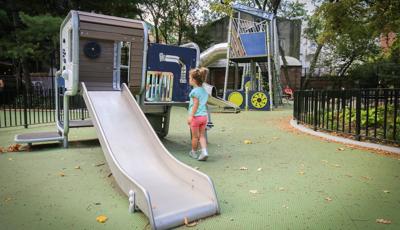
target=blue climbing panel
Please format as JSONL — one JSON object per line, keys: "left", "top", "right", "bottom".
{"left": 239, "top": 32, "right": 267, "bottom": 56}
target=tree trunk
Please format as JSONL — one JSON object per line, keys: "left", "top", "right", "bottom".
{"left": 275, "top": 24, "right": 292, "bottom": 89}
{"left": 279, "top": 45, "right": 292, "bottom": 89}
{"left": 338, "top": 55, "right": 356, "bottom": 77}
{"left": 21, "top": 58, "right": 31, "bottom": 93}
{"left": 154, "top": 19, "right": 160, "bottom": 43}
{"left": 303, "top": 43, "right": 323, "bottom": 88}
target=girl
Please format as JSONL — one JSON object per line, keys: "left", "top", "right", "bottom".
{"left": 187, "top": 67, "right": 209, "bottom": 161}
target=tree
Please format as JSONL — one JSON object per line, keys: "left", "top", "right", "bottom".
{"left": 303, "top": 0, "right": 399, "bottom": 84}
{"left": 0, "top": 0, "right": 143, "bottom": 90}
{"left": 0, "top": 11, "right": 62, "bottom": 90}
{"left": 171, "top": 0, "right": 199, "bottom": 45}
{"left": 140, "top": 0, "right": 201, "bottom": 45}
{"left": 140, "top": 0, "right": 169, "bottom": 43}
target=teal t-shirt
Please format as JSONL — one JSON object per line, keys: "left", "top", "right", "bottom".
{"left": 188, "top": 87, "right": 208, "bottom": 116}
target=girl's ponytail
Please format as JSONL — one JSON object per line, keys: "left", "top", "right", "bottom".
{"left": 189, "top": 67, "right": 209, "bottom": 85}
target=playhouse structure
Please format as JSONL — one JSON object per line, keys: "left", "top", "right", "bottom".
{"left": 224, "top": 3, "right": 282, "bottom": 111}
{"left": 15, "top": 11, "right": 220, "bottom": 230}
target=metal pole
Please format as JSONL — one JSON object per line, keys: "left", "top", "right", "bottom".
{"left": 250, "top": 60, "right": 256, "bottom": 91}
{"left": 355, "top": 90, "right": 361, "bottom": 141}
{"left": 266, "top": 21, "right": 274, "bottom": 110}
{"left": 223, "top": 14, "right": 233, "bottom": 100}
{"left": 22, "top": 68, "right": 28, "bottom": 128}
{"left": 313, "top": 91, "right": 318, "bottom": 131}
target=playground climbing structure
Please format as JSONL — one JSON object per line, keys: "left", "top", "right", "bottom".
{"left": 223, "top": 3, "right": 282, "bottom": 111}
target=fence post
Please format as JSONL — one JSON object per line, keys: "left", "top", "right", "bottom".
{"left": 355, "top": 90, "right": 361, "bottom": 141}
{"left": 313, "top": 90, "right": 318, "bottom": 131}
{"left": 20, "top": 69, "right": 29, "bottom": 129}
{"left": 293, "top": 91, "right": 297, "bottom": 120}
{"left": 297, "top": 91, "right": 301, "bottom": 124}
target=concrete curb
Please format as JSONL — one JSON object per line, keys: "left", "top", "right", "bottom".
{"left": 290, "top": 119, "right": 400, "bottom": 155}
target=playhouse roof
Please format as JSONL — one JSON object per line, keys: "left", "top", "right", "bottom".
{"left": 232, "top": 3, "right": 274, "bottom": 20}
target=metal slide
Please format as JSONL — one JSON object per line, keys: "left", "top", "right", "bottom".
{"left": 207, "top": 96, "right": 241, "bottom": 113}
{"left": 198, "top": 43, "right": 240, "bottom": 113}
{"left": 81, "top": 83, "right": 220, "bottom": 230}
{"left": 203, "top": 83, "right": 240, "bottom": 113}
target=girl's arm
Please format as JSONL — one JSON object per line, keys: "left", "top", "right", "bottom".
{"left": 190, "top": 97, "right": 199, "bottom": 117}
{"left": 188, "top": 97, "right": 199, "bottom": 125}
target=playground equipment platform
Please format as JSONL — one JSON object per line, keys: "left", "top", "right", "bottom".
{"left": 59, "top": 120, "right": 93, "bottom": 128}
{"left": 82, "top": 83, "right": 220, "bottom": 230}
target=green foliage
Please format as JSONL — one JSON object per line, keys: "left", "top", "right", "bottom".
{"left": 209, "top": 0, "right": 235, "bottom": 18}
{"left": 0, "top": 12, "right": 62, "bottom": 61}
{"left": 277, "top": 0, "right": 307, "bottom": 20}
{"left": 322, "top": 104, "right": 400, "bottom": 141}
{"left": 305, "top": 0, "right": 400, "bottom": 77}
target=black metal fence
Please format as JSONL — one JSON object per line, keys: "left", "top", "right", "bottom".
{"left": 0, "top": 86, "right": 88, "bottom": 128}
{"left": 294, "top": 89, "right": 400, "bottom": 144}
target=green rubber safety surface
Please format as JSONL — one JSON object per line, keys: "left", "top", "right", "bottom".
{"left": 0, "top": 107, "right": 399, "bottom": 229}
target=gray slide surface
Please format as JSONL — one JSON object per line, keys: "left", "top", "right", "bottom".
{"left": 82, "top": 83, "right": 219, "bottom": 230}
{"left": 207, "top": 96, "right": 241, "bottom": 113}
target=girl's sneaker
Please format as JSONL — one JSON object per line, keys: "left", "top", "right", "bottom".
{"left": 198, "top": 150, "right": 208, "bottom": 161}
{"left": 189, "top": 150, "right": 198, "bottom": 159}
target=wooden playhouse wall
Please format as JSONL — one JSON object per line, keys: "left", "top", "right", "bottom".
{"left": 77, "top": 12, "right": 145, "bottom": 93}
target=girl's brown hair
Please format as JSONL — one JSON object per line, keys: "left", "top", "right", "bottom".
{"left": 189, "top": 67, "right": 209, "bottom": 86}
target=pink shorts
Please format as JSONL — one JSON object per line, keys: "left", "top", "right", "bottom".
{"left": 190, "top": 116, "right": 208, "bottom": 129}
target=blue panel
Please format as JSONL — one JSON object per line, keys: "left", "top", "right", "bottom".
{"left": 239, "top": 33, "right": 267, "bottom": 56}
{"left": 57, "top": 77, "right": 65, "bottom": 87}
{"left": 146, "top": 43, "right": 197, "bottom": 102}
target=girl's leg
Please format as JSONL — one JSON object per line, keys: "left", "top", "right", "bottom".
{"left": 198, "top": 122, "right": 208, "bottom": 161}
{"left": 191, "top": 127, "right": 200, "bottom": 151}
{"left": 198, "top": 126, "right": 207, "bottom": 150}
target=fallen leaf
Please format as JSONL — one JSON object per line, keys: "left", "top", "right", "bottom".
{"left": 282, "top": 205, "right": 289, "bottom": 208}
{"left": 272, "top": 137, "right": 280, "bottom": 140}
{"left": 96, "top": 215, "right": 108, "bottom": 223}
{"left": 249, "top": 190, "right": 258, "bottom": 194}
{"left": 95, "top": 162, "right": 105, "bottom": 167}
{"left": 337, "top": 147, "right": 345, "bottom": 151}
{"left": 325, "top": 197, "right": 332, "bottom": 202}
{"left": 75, "top": 166, "right": 80, "bottom": 169}
{"left": 383, "top": 190, "right": 390, "bottom": 193}
{"left": 278, "top": 187, "right": 285, "bottom": 191}
{"left": 8, "top": 158, "right": 13, "bottom": 161}
{"left": 333, "top": 164, "right": 341, "bottom": 168}
{"left": 186, "top": 221, "right": 198, "bottom": 227}
{"left": 243, "top": 140, "right": 252, "bottom": 144}
{"left": 257, "top": 168, "right": 262, "bottom": 171}
{"left": 59, "top": 172, "right": 65, "bottom": 177}
{"left": 376, "top": 218, "right": 391, "bottom": 224}
{"left": 0, "top": 147, "right": 5, "bottom": 153}
{"left": 7, "top": 144, "right": 21, "bottom": 152}
{"left": 298, "top": 171, "right": 305, "bottom": 175}
{"left": 321, "top": 160, "right": 329, "bottom": 163}
{"left": 239, "top": 166, "right": 248, "bottom": 170}
{"left": 361, "top": 176, "right": 372, "bottom": 180}
{"left": 4, "top": 197, "right": 12, "bottom": 202}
